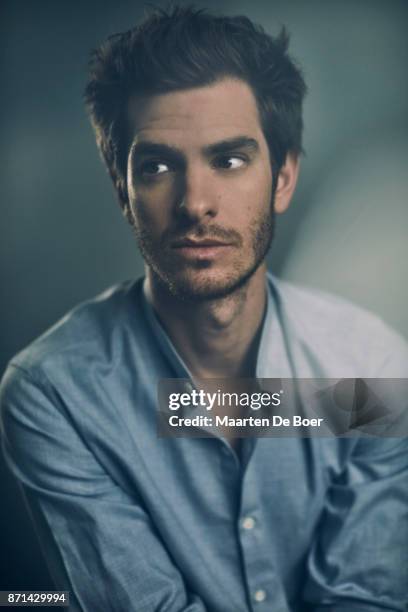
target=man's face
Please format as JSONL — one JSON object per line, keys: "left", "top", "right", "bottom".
{"left": 126, "top": 78, "right": 275, "bottom": 300}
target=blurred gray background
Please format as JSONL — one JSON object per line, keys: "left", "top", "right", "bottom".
{"left": 1, "top": 0, "right": 407, "bottom": 590}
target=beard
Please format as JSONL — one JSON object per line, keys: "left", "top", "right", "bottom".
{"left": 132, "top": 197, "right": 276, "bottom": 302}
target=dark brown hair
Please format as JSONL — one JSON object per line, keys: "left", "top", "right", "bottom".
{"left": 84, "top": 6, "right": 307, "bottom": 209}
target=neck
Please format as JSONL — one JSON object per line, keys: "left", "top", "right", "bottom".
{"left": 144, "top": 265, "right": 267, "bottom": 379}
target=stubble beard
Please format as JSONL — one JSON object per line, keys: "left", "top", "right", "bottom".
{"left": 132, "top": 200, "right": 276, "bottom": 303}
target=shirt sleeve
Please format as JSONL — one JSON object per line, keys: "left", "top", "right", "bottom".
{"left": 0, "top": 364, "right": 208, "bottom": 612}
{"left": 302, "top": 436, "right": 408, "bottom": 612}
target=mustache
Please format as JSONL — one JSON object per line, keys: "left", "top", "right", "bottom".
{"left": 161, "top": 224, "right": 243, "bottom": 247}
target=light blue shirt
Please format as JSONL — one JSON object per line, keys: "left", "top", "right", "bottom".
{"left": 1, "top": 274, "right": 407, "bottom": 611}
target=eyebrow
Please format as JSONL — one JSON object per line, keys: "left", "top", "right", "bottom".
{"left": 130, "top": 141, "right": 182, "bottom": 160}
{"left": 203, "top": 136, "right": 259, "bottom": 156}
{"left": 129, "top": 136, "right": 260, "bottom": 163}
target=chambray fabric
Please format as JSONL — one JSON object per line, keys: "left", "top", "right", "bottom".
{"left": 1, "top": 274, "right": 407, "bottom": 612}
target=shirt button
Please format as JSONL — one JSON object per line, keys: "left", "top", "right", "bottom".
{"left": 242, "top": 516, "right": 256, "bottom": 530}
{"left": 254, "top": 589, "right": 266, "bottom": 603}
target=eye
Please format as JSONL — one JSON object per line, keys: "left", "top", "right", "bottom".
{"left": 139, "top": 160, "right": 171, "bottom": 176}
{"left": 213, "top": 155, "right": 247, "bottom": 170}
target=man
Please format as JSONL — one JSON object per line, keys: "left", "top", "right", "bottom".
{"left": 1, "top": 6, "right": 407, "bottom": 612}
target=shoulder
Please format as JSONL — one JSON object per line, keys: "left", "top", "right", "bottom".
{"left": 269, "top": 274, "right": 408, "bottom": 377}
{"left": 0, "top": 279, "right": 152, "bottom": 475}
{"left": 2, "top": 278, "right": 145, "bottom": 385}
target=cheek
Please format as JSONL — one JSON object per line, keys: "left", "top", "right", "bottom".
{"left": 255, "top": 163, "right": 273, "bottom": 203}
{"left": 129, "top": 192, "right": 168, "bottom": 236}
{"left": 129, "top": 176, "right": 178, "bottom": 229}
{"left": 230, "top": 167, "right": 272, "bottom": 218}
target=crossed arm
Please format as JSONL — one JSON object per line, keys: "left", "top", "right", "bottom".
{"left": 1, "top": 365, "right": 407, "bottom": 611}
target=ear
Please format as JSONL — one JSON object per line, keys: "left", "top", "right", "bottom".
{"left": 274, "top": 153, "right": 300, "bottom": 214}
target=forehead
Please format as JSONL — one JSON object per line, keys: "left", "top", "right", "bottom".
{"left": 128, "top": 78, "right": 265, "bottom": 147}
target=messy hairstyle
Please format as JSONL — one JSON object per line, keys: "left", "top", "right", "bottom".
{"left": 84, "top": 6, "right": 307, "bottom": 211}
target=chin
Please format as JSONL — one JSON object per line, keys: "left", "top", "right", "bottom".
{"left": 158, "top": 264, "right": 260, "bottom": 302}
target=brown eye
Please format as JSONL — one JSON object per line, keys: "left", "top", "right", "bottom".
{"left": 213, "top": 155, "right": 246, "bottom": 170}
{"left": 140, "top": 160, "right": 171, "bottom": 176}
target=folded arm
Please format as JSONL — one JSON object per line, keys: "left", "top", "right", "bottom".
{"left": 304, "top": 436, "right": 408, "bottom": 612}
{"left": 0, "top": 365, "right": 207, "bottom": 612}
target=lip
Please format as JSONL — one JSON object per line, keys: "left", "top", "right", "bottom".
{"left": 171, "top": 238, "right": 232, "bottom": 248}
{"left": 171, "top": 239, "right": 234, "bottom": 260}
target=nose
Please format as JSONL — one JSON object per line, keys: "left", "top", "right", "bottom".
{"left": 175, "top": 165, "right": 218, "bottom": 223}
